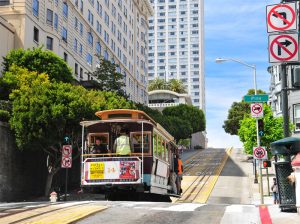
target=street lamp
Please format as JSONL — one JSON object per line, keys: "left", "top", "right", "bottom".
{"left": 215, "top": 58, "right": 257, "bottom": 95}
{"left": 215, "top": 57, "right": 264, "bottom": 204}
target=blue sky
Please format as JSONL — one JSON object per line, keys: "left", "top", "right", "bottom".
{"left": 205, "top": 0, "right": 278, "bottom": 148}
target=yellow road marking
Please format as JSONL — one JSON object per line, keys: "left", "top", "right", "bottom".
{"left": 0, "top": 203, "right": 107, "bottom": 224}
{"left": 20, "top": 205, "right": 106, "bottom": 224}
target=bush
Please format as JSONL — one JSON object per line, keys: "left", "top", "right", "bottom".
{"left": 194, "top": 145, "right": 203, "bottom": 150}
{"left": 0, "top": 110, "right": 10, "bottom": 122}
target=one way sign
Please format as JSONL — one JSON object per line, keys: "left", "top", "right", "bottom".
{"left": 268, "top": 33, "right": 299, "bottom": 63}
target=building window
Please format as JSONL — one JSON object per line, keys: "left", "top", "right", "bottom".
{"left": 75, "top": 63, "right": 78, "bottom": 76}
{"left": 79, "top": 43, "right": 83, "bottom": 55}
{"left": 64, "top": 52, "right": 68, "bottom": 62}
{"left": 74, "top": 38, "right": 78, "bottom": 52}
{"left": 80, "top": 23, "right": 83, "bottom": 35}
{"left": 87, "top": 32, "right": 93, "bottom": 46}
{"left": 80, "top": 67, "right": 83, "bottom": 79}
{"left": 86, "top": 53, "right": 92, "bottom": 66}
{"left": 80, "top": 0, "right": 83, "bottom": 13}
{"left": 32, "top": 0, "right": 39, "bottom": 17}
{"left": 96, "top": 42, "right": 101, "bottom": 55}
{"left": 294, "top": 104, "right": 300, "bottom": 131}
{"left": 62, "top": 27, "right": 67, "bottom": 42}
{"left": 33, "top": 26, "right": 39, "bottom": 43}
{"left": 63, "top": 2, "right": 68, "bottom": 18}
{"left": 46, "top": 36, "right": 53, "bottom": 50}
{"left": 46, "top": 9, "right": 53, "bottom": 25}
{"left": 54, "top": 13, "right": 58, "bottom": 30}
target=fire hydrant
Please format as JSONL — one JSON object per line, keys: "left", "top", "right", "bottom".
{"left": 50, "top": 191, "right": 57, "bottom": 203}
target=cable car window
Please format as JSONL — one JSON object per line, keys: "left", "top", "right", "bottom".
{"left": 157, "top": 136, "right": 163, "bottom": 158}
{"left": 88, "top": 133, "right": 109, "bottom": 153}
{"left": 153, "top": 133, "right": 158, "bottom": 156}
{"left": 161, "top": 139, "right": 166, "bottom": 160}
{"left": 130, "top": 132, "right": 151, "bottom": 153}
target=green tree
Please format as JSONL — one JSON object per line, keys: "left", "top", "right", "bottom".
{"left": 164, "top": 116, "right": 192, "bottom": 142}
{"left": 148, "top": 78, "right": 167, "bottom": 91}
{"left": 162, "top": 104, "right": 206, "bottom": 133}
{"left": 1, "top": 47, "right": 74, "bottom": 100}
{"left": 167, "top": 79, "right": 187, "bottom": 93}
{"left": 238, "top": 104, "right": 292, "bottom": 155}
{"left": 88, "top": 57, "right": 127, "bottom": 98}
{"left": 223, "top": 89, "right": 266, "bottom": 135}
{"left": 7, "top": 65, "right": 133, "bottom": 195}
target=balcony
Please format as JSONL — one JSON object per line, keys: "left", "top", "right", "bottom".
{"left": 148, "top": 102, "right": 180, "bottom": 108}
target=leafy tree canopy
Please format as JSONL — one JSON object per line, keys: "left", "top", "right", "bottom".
{"left": 223, "top": 89, "right": 265, "bottom": 135}
{"left": 162, "top": 104, "right": 205, "bottom": 133}
{"left": 88, "top": 57, "right": 127, "bottom": 98}
{"left": 238, "top": 104, "right": 293, "bottom": 155}
{"left": 1, "top": 47, "right": 74, "bottom": 100}
{"left": 7, "top": 65, "right": 133, "bottom": 150}
{"left": 148, "top": 78, "right": 187, "bottom": 93}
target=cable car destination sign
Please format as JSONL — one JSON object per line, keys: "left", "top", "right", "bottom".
{"left": 266, "top": 2, "right": 299, "bottom": 63}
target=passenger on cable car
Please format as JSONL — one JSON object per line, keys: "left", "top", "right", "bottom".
{"left": 91, "top": 138, "right": 109, "bottom": 154}
{"left": 114, "top": 129, "right": 131, "bottom": 155}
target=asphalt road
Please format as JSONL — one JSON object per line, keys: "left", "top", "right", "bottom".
{"left": 76, "top": 148, "right": 260, "bottom": 224}
{"left": 0, "top": 148, "right": 261, "bottom": 224}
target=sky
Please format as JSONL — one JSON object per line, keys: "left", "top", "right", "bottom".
{"left": 205, "top": 0, "right": 278, "bottom": 148}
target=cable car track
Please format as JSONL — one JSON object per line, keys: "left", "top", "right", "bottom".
{"left": 175, "top": 148, "right": 229, "bottom": 204}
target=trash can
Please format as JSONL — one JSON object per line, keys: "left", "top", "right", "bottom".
{"left": 271, "top": 137, "right": 300, "bottom": 211}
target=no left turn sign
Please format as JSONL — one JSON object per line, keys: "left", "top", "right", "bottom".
{"left": 253, "top": 146, "right": 267, "bottom": 160}
{"left": 251, "top": 103, "right": 263, "bottom": 118}
{"left": 62, "top": 145, "right": 72, "bottom": 156}
{"left": 267, "top": 3, "right": 297, "bottom": 33}
{"left": 61, "top": 145, "right": 72, "bottom": 168}
{"left": 268, "top": 33, "right": 299, "bottom": 63}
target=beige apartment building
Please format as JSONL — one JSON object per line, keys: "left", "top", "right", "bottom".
{"left": 0, "top": 0, "right": 152, "bottom": 104}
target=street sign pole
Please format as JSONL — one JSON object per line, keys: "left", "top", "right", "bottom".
{"left": 281, "top": 64, "right": 290, "bottom": 137}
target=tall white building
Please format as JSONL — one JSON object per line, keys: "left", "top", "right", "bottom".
{"left": 147, "top": 0, "right": 205, "bottom": 109}
{"left": 0, "top": 0, "right": 152, "bottom": 104}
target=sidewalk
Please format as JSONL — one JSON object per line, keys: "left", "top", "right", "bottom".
{"left": 249, "top": 161, "right": 300, "bottom": 223}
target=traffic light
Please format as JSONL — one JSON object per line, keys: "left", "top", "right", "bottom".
{"left": 258, "top": 119, "right": 264, "bottom": 136}
{"left": 263, "top": 160, "right": 271, "bottom": 168}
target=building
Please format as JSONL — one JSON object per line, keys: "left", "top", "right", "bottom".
{"left": 148, "top": 89, "right": 192, "bottom": 112}
{"left": 0, "top": 0, "right": 153, "bottom": 104}
{"left": 147, "top": 0, "right": 205, "bottom": 110}
{"left": 268, "top": 65, "right": 300, "bottom": 137}
{"left": 0, "top": 16, "right": 15, "bottom": 74}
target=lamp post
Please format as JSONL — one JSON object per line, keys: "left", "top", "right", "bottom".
{"left": 216, "top": 57, "right": 264, "bottom": 204}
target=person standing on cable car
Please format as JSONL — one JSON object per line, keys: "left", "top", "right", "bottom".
{"left": 114, "top": 129, "right": 131, "bottom": 155}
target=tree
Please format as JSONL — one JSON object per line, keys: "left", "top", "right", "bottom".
{"left": 223, "top": 89, "right": 266, "bottom": 135}
{"left": 162, "top": 104, "right": 206, "bottom": 133}
{"left": 7, "top": 65, "right": 133, "bottom": 195}
{"left": 148, "top": 78, "right": 167, "bottom": 91}
{"left": 164, "top": 116, "right": 192, "bottom": 142}
{"left": 88, "top": 57, "right": 127, "bottom": 98}
{"left": 1, "top": 47, "right": 74, "bottom": 100}
{"left": 167, "top": 79, "right": 187, "bottom": 93}
{"left": 148, "top": 78, "right": 187, "bottom": 94}
{"left": 238, "top": 104, "right": 293, "bottom": 155}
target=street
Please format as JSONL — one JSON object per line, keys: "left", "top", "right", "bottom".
{"left": 0, "top": 148, "right": 264, "bottom": 224}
